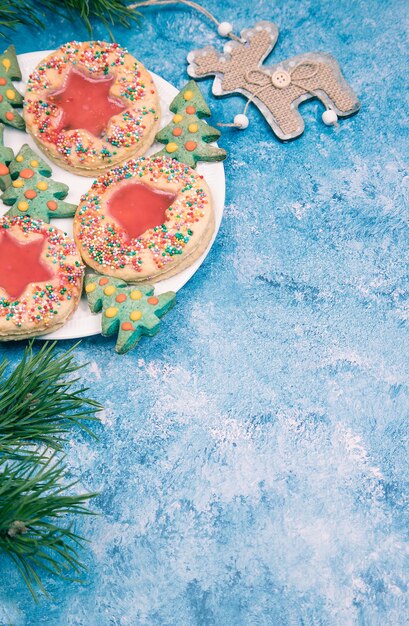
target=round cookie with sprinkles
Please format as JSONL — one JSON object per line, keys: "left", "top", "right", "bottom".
{"left": 0, "top": 216, "right": 84, "bottom": 340}
{"left": 73, "top": 155, "right": 214, "bottom": 282}
{"left": 23, "top": 41, "right": 160, "bottom": 176}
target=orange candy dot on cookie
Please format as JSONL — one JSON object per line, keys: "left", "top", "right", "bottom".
{"left": 186, "top": 106, "right": 196, "bottom": 114}
{"left": 185, "top": 141, "right": 197, "bottom": 152}
{"left": 20, "top": 168, "right": 34, "bottom": 179}
{"left": 5, "top": 112, "right": 14, "bottom": 121}
{"left": 172, "top": 127, "right": 183, "bottom": 137}
{"left": 122, "top": 322, "right": 134, "bottom": 331}
{"left": 116, "top": 293, "right": 127, "bottom": 303}
{"left": 0, "top": 78, "right": 6, "bottom": 85}
{"left": 99, "top": 277, "right": 109, "bottom": 286}
{"left": 147, "top": 296, "right": 159, "bottom": 305}
{"left": 47, "top": 200, "right": 58, "bottom": 211}
{"left": 24, "top": 189, "right": 37, "bottom": 199}
{"left": 0, "top": 163, "right": 9, "bottom": 176}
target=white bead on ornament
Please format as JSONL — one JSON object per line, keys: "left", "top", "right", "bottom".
{"left": 217, "top": 22, "right": 233, "bottom": 37}
{"left": 234, "top": 114, "right": 249, "bottom": 129}
{"left": 322, "top": 109, "right": 339, "bottom": 126}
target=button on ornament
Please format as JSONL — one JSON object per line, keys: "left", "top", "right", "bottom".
{"left": 271, "top": 70, "right": 291, "bottom": 89}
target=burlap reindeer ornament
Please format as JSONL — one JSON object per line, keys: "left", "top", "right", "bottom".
{"left": 187, "top": 21, "right": 360, "bottom": 140}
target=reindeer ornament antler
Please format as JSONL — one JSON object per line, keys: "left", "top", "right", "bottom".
{"left": 187, "top": 21, "right": 360, "bottom": 140}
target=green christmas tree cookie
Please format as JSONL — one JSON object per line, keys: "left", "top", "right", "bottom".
{"left": 85, "top": 274, "right": 176, "bottom": 354}
{"left": 1, "top": 144, "right": 76, "bottom": 222}
{"left": 0, "top": 123, "right": 14, "bottom": 191}
{"left": 0, "top": 45, "right": 25, "bottom": 130}
{"left": 155, "top": 80, "right": 226, "bottom": 168}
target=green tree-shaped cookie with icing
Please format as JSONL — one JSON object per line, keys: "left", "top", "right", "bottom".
{"left": 1, "top": 144, "right": 76, "bottom": 222}
{"left": 0, "top": 45, "right": 25, "bottom": 130}
{"left": 155, "top": 80, "right": 226, "bottom": 168}
{"left": 0, "top": 124, "right": 14, "bottom": 191}
{"left": 85, "top": 274, "right": 176, "bottom": 354}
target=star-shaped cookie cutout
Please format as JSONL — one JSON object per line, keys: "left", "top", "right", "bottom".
{"left": 51, "top": 68, "right": 126, "bottom": 137}
{"left": 0, "top": 230, "right": 55, "bottom": 299}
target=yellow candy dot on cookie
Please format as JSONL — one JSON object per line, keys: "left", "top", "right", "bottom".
{"left": 16, "top": 155, "right": 24, "bottom": 163}
{"left": 183, "top": 90, "right": 193, "bottom": 101}
{"left": 12, "top": 179, "right": 24, "bottom": 188}
{"left": 30, "top": 160, "right": 39, "bottom": 167}
{"left": 85, "top": 283, "right": 96, "bottom": 293}
{"left": 2, "top": 59, "right": 11, "bottom": 71}
{"left": 104, "top": 285, "right": 116, "bottom": 296}
{"left": 188, "top": 123, "right": 198, "bottom": 133}
{"left": 173, "top": 114, "right": 183, "bottom": 124}
{"left": 130, "top": 289, "right": 142, "bottom": 300}
{"left": 37, "top": 181, "right": 48, "bottom": 191}
{"left": 105, "top": 307, "right": 118, "bottom": 318}
{"left": 6, "top": 89, "right": 15, "bottom": 100}
{"left": 17, "top": 201, "right": 28, "bottom": 212}
{"left": 130, "top": 310, "right": 142, "bottom": 321}
{"left": 166, "top": 142, "right": 178, "bottom": 154}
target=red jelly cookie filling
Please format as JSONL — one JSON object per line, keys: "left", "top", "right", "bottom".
{"left": 24, "top": 41, "right": 159, "bottom": 174}
{"left": 74, "top": 155, "right": 213, "bottom": 281}
{"left": 0, "top": 216, "right": 84, "bottom": 336}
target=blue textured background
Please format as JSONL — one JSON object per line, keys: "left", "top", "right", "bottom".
{"left": 0, "top": 0, "right": 408, "bottom": 624}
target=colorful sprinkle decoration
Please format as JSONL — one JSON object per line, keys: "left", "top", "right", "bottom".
{"left": 0, "top": 215, "right": 84, "bottom": 331}
{"left": 24, "top": 41, "right": 159, "bottom": 172}
{"left": 85, "top": 273, "right": 176, "bottom": 354}
{"left": 75, "top": 155, "right": 210, "bottom": 277}
{"left": 1, "top": 144, "right": 76, "bottom": 222}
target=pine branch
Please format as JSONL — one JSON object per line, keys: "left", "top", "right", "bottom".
{"left": 0, "top": 0, "right": 141, "bottom": 39}
{"left": 0, "top": 341, "right": 102, "bottom": 452}
{"left": 0, "top": 449, "right": 97, "bottom": 600}
{"left": 0, "top": 342, "right": 102, "bottom": 600}
{"left": 0, "top": 1, "right": 45, "bottom": 35}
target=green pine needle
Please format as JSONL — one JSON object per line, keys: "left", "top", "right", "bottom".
{"left": 0, "top": 342, "right": 102, "bottom": 600}
{"left": 0, "top": 1, "right": 45, "bottom": 35}
{"left": 0, "top": 449, "right": 97, "bottom": 600}
{"left": 0, "top": 341, "right": 102, "bottom": 452}
{"left": 0, "top": 0, "right": 141, "bottom": 39}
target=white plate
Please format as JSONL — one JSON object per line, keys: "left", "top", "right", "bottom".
{"left": 1, "top": 50, "right": 225, "bottom": 340}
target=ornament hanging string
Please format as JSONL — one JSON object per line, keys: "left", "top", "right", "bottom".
{"left": 128, "top": 0, "right": 241, "bottom": 41}
{"left": 128, "top": 0, "right": 340, "bottom": 129}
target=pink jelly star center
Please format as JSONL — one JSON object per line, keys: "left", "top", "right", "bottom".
{"left": 50, "top": 68, "right": 126, "bottom": 138}
{"left": 107, "top": 183, "right": 176, "bottom": 241}
{"left": 0, "top": 230, "right": 55, "bottom": 300}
